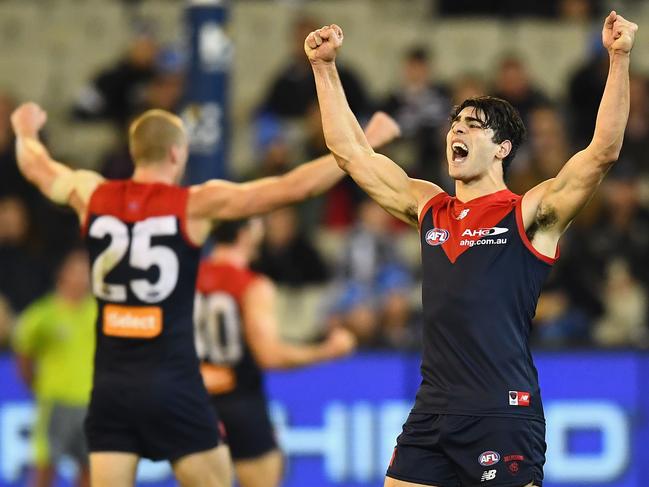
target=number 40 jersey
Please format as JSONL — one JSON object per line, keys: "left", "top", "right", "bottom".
{"left": 83, "top": 180, "right": 203, "bottom": 379}
{"left": 194, "top": 261, "right": 263, "bottom": 398}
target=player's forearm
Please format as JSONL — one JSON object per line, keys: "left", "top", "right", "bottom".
{"left": 311, "top": 61, "right": 374, "bottom": 169}
{"left": 281, "top": 154, "right": 344, "bottom": 201}
{"left": 277, "top": 118, "right": 396, "bottom": 201}
{"left": 590, "top": 52, "right": 630, "bottom": 161}
{"left": 259, "top": 341, "right": 334, "bottom": 370}
{"left": 15, "top": 136, "right": 70, "bottom": 200}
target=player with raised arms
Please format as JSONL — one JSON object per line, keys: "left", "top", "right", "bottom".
{"left": 10, "top": 104, "right": 399, "bottom": 487}
{"left": 304, "top": 11, "right": 636, "bottom": 487}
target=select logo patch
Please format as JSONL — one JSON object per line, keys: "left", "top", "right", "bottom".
{"left": 103, "top": 304, "right": 162, "bottom": 339}
{"left": 508, "top": 390, "right": 530, "bottom": 407}
{"left": 425, "top": 228, "right": 449, "bottom": 246}
{"left": 478, "top": 450, "right": 500, "bottom": 466}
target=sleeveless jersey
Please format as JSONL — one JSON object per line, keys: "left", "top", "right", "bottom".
{"left": 194, "top": 261, "right": 263, "bottom": 397}
{"left": 415, "top": 189, "right": 556, "bottom": 420}
{"left": 82, "top": 180, "right": 201, "bottom": 381}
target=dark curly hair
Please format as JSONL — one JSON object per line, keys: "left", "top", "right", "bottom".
{"left": 450, "top": 96, "right": 526, "bottom": 176}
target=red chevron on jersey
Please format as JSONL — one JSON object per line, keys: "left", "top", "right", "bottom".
{"left": 419, "top": 189, "right": 519, "bottom": 263}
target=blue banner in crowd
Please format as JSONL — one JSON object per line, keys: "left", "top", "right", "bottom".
{"left": 0, "top": 352, "right": 646, "bottom": 487}
{"left": 181, "top": 0, "right": 232, "bottom": 184}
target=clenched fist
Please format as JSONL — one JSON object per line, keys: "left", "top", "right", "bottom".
{"left": 11, "top": 102, "right": 47, "bottom": 138}
{"left": 304, "top": 24, "right": 344, "bottom": 64}
{"left": 324, "top": 326, "right": 357, "bottom": 359}
{"left": 602, "top": 11, "right": 638, "bottom": 54}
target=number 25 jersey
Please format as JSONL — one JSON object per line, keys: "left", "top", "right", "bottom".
{"left": 82, "top": 180, "right": 202, "bottom": 379}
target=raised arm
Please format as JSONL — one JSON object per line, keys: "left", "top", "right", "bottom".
{"left": 187, "top": 110, "right": 400, "bottom": 221}
{"left": 11, "top": 103, "right": 103, "bottom": 220}
{"left": 304, "top": 25, "right": 441, "bottom": 226}
{"left": 242, "top": 277, "right": 356, "bottom": 369}
{"left": 523, "top": 12, "right": 637, "bottom": 256}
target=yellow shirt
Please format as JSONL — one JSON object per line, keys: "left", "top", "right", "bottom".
{"left": 13, "top": 294, "right": 96, "bottom": 405}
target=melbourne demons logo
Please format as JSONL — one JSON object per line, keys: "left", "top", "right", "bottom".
{"left": 425, "top": 228, "right": 449, "bottom": 246}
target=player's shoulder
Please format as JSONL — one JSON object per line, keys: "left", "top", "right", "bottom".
{"left": 88, "top": 179, "right": 189, "bottom": 216}
{"left": 198, "top": 261, "right": 262, "bottom": 294}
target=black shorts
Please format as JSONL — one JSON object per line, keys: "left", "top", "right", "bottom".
{"left": 85, "top": 375, "right": 223, "bottom": 462}
{"left": 211, "top": 392, "right": 278, "bottom": 460}
{"left": 386, "top": 413, "right": 546, "bottom": 487}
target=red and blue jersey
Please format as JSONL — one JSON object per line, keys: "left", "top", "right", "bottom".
{"left": 82, "top": 180, "right": 202, "bottom": 381}
{"left": 194, "top": 262, "right": 264, "bottom": 397}
{"left": 415, "top": 189, "right": 557, "bottom": 420}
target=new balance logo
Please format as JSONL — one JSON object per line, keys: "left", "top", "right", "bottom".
{"left": 508, "top": 390, "right": 530, "bottom": 406}
{"left": 481, "top": 469, "right": 497, "bottom": 482}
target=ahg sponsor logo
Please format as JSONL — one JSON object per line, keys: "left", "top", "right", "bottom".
{"left": 461, "top": 227, "right": 508, "bottom": 238}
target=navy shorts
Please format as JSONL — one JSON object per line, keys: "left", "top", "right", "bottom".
{"left": 211, "top": 392, "right": 278, "bottom": 460}
{"left": 85, "top": 374, "right": 223, "bottom": 462}
{"left": 386, "top": 413, "right": 545, "bottom": 487}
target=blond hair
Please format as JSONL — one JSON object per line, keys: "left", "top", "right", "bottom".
{"left": 128, "top": 109, "right": 187, "bottom": 165}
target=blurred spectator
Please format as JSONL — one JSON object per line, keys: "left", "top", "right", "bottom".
{"left": 375, "top": 265, "right": 420, "bottom": 350}
{"left": 559, "top": 0, "right": 596, "bottom": 21}
{"left": 72, "top": 24, "right": 159, "bottom": 128}
{"left": 327, "top": 284, "right": 380, "bottom": 348}
{"left": 618, "top": 73, "right": 649, "bottom": 175}
{"left": 492, "top": 55, "right": 550, "bottom": 126}
{"left": 381, "top": 46, "right": 451, "bottom": 183}
{"left": 100, "top": 45, "right": 186, "bottom": 180}
{"left": 0, "top": 197, "right": 50, "bottom": 312}
{"left": 593, "top": 258, "right": 648, "bottom": 347}
{"left": 533, "top": 284, "right": 591, "bottom": 347}
{"left": 337, "top": 199, "right": 406, "bottom": 284}
{"left": 436, "top": 0, "right": 599, "bottom": 18}
{"left": 0, "top": 294, "right": 15, "bottom": 351}
{"left": 568, "top": 41, "right": 608, "bottom": 148}
{"left": 560, "top": 172, "right": 649, "bottom": 339}
{"left": 0, "top": 94, "right": 39, "bottom": 203}
{"left": 328, "top": 199, "right": 416, "bottom": 349}
{"left": 451, "top": 73, "right": 487, "bottom": 106}
{"left": 257, "top": 15, "right": 372, "bottom": 120}
{"left": 509, "top": 104, "right": 569, "bottom": 193}
{"left": 12, "top": 248, "right": 95, "bottom": 487}
{"left": 252, "top": 116, "right": 293, "bottom": 177}
{"left": 253, "top": 206, "right": 329, "bottom": 287}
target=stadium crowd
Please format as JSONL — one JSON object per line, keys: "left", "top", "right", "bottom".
{"left": 0, "top": 10, "right": 648, "bottom": 359}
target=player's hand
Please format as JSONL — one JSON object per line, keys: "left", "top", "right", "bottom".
{"left": 602, "top": 11, "right": 638, "bottom": 54}
{"left": 365, "top": 111, "right": 402, "bottom": 149}
{"left": 304, "top": 24, "right": 343, "bottom": 64}
{"left": 324, "top": 326, "right": 357, "bottom": 358}
{"left": 11, "top": 102, "right": 47, "bottom": 137}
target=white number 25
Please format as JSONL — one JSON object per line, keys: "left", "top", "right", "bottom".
{"left": 89, "top": 215, "right": 179, "bottom": 303}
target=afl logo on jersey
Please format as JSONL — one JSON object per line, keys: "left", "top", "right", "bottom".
{"left": 479, "top": 451, "right": 501, "bottom": 466}
{"left": 425, "top": 228, "right": 449, "bottom": 246}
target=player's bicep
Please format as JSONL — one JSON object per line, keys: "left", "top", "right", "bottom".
{"left": 343, "top": 152, "right": 439, "bottom": 226}
{"left": 540, "top": 147, "right": 612, "bottom": 232}
{"left": 188, "top": 179, "right": 288, "bottom": 221}
{"left": 65, "top": 170, "right": 104, "bottom": 220}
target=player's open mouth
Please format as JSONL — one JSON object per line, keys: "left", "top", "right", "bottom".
{"left": 452, "top": 142, "right": 469, "bottom": 163}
